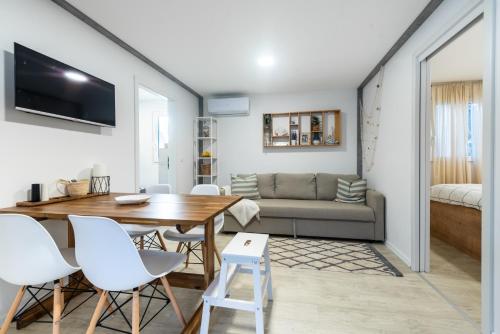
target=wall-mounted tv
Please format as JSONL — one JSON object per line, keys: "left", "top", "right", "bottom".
{"left": 15, "top": 43, "right": 116, "bottom": 127}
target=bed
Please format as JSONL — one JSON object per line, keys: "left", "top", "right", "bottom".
{"left": 430, "top": 184, "right": 482, "bottom": 260}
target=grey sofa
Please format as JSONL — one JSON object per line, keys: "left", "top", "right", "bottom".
{"left": 223, "top": 173, "right": 385, "bottom": 241}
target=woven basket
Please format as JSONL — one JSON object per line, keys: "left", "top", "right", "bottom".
{"left": 66, "top": 180, "right": 90, "bottom": 197}
{"left": 200, "top": 164, "right": 211, "bottom": 176}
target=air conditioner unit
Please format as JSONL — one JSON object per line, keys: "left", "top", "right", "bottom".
{"left": 207, "top": 97, "right": 250, "bottom": 116}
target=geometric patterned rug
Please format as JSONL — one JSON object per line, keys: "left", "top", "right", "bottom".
{"left": 268, "top": 237, "right": 403, "bottom": 277}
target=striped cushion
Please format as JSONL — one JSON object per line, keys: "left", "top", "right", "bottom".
{"left": 231, "top": 174, "right": 261, "bottom": 200}
{"left": 335, "top": 178, "right": 367, "bottom": 204}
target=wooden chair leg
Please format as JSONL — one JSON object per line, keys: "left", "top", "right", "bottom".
{"left": 0, "top": 286, "right": 27, "bottom": 334}
{"left": 214, "top": 245, "right": 222, "bottom": 266}
{"left": 95, "top": 287, "right": 113, "bottom": 312}
{"left": 185, "top": 242, "right": 191, "bottom": 268}
{"left": 59, "top": 279, "right": 65, "bottom": 310}
{"left": 156, "top": 231, "right": 167, "bottom": 251}
{"left": 139, "top": 236, "right": 145, "bottom": 250}
{"left": 86, "top": 290, "right": 108, "bottom": 334}
{"left": 176, "top": 242, "right": 183, "bottom": 253}
{"left": 132, "top": 288, "right": 140, "bottom": 334}
{"left": 53, "top": 280, "right": 62, "bottom": 334}
{"left": 160, "top": 277, "right": 187, "bottom": 327}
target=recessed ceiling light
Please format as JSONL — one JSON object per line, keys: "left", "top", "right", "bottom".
{"left": 64, "top": 71, "right": 88, "bottom": 82}
{"left": 257, "top": 55, "right": 275, "bottom": 67}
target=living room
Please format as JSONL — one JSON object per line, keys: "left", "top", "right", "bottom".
{"left": 1, "top": 1, "right": 500, "bottom": 334}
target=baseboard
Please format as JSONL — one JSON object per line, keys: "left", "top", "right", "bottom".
{"left": 385, "top": 240, "right": 411, "bottom": 267}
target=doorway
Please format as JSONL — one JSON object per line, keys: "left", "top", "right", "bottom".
{"left": 137, "top": 85, "right": 172, "bottom": 191}
{"left": 417, "top": 16, "right": 485, "bottom": 331}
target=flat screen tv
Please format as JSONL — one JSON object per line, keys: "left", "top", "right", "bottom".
{"left": 15, "top": 43, "right": 116, "bottom": 127}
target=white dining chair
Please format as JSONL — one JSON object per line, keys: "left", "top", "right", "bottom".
{"left": 68, "top": 215, "right": 186, "bottom": 334}
{"left": 0, "top": 214, "right": 80, "bottom": 334}
{"left": 163, "top": 184, "right": 224, "bottom": 268}
{"left": 123, "top": 184, "right": 172, "bottom": 250}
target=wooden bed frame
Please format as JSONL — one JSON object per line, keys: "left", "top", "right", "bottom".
{"left": 430, "top": 200, "right": 482, "bottom": 260}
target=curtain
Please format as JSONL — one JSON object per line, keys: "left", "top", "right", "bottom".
{"left": 431, "top": 81, "right": 482, "bottom": 185}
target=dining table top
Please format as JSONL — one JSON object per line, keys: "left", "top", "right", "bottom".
{"left": 0, "top": 193, "right": 242, "bottom": 226}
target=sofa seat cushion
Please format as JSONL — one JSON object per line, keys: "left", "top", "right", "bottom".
{"left": 252, "top": 199, "right": 375, "bottom": 222}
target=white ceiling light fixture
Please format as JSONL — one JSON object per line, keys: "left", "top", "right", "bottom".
{"left": 257, "top": 55, "right": 275, "bottom": 67}
{"left": 64, "top": 71, "right": 88, "bottom": 82}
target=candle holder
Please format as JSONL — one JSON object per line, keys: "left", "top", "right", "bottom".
{"left": 90, "top": 176, "right": 110, "bottom": 195}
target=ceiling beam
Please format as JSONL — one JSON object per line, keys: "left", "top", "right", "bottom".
{"left": 50, "top": 0, "right": 203, "bottom": 100}
{"left": 358, "top": 0, "right": 444, "bottom": 90}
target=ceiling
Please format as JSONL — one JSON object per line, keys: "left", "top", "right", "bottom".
{"left": 430, "top": 19, "right": 484, "bottom": 83}
{"left": 66, "top": 0, "right": 430, "bottom": 96}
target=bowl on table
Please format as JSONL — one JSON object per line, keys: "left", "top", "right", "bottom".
{"left": 114, "top": 194, "right": 151, "bottom": 205}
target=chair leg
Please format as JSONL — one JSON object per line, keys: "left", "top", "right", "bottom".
{"left": 160, "top": 277, "right": 187, "bottom": 327}
{"left": 176, "top": 242, "right": 183, "bottom": 253}
{"left": 185, "top": 242, "right": 191, "bottom": 268}
{"left": 214, "top": 245, "right": 222, "bottom": 266}
{"left": 132, "top": 288, "right": 140, "bottom": 334}
{"left": 0, "top": 286, "right": 26, "bottom": 334}
{"left": 53, "top": 280, "right": 62, "bottom": 334}
{"left": 59, "top": 278, "right": 65, "bottom": 310}
{"left": 86, "top": 290, "right": 109, "bottom": 334}
{"left": 156, "top": 231, "right": 167, "bottom": 251}
{"left": 95, "top": 287, "right": 113, "bottom": 312}
{"left": 139, "top": 236, "right": 145, "bottom": 250}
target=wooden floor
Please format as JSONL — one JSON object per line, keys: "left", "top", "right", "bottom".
{"left": 6, "top": 234, "right": 480, "bottom": 334}
{"left": 422, "top": 237, "right": 481, "bottom": 328}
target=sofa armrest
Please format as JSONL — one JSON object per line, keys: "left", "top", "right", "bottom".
{"left": 366, "top": 189, "right": 385, "bottom": 241}
{"left": 221, "top": 185, "right": 231, "bottom": 196}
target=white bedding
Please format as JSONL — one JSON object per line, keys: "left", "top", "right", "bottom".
{"left": 430, "top": 184, "right": 482, "bottom": 210}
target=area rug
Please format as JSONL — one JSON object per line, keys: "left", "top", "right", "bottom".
{"left": 267, "top": 237, "right": 403, "bottom": 277}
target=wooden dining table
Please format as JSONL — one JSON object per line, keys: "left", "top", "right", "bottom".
{"left": 0, "top": 192, "right": 242, "bottom": 333}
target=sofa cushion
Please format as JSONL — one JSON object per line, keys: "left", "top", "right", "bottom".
{"left": 316, "top": 173, "right": 359, "bottom": 200}
{"left": 275, "top": 173, "right": 316, "bottom": 200}
{"left": 254, "top": 199, "right": 375, "bottom": 222}
{"left": 231, "top": 174, "right": 261, "bottom": 199}
{"left": 257, "top": 173, "right": 275, "bottom": 198}
{"left": 336, "top": 178, "right": 367, "bottom": 203}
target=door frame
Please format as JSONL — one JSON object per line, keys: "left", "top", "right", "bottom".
{"left": 134, "top": 78, "right": 177, "bottom": 193}
{"left": 412, "top": 1, "right": 495, "bottom": 333}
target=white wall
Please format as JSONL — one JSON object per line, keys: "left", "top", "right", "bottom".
{"left": 212, "top": 90, "right": 357, "bottom": 186}
{"left": 362, "top": 0, "right": 481, "bottom": 266}
{"left": 0, "top": 0, "right": 198, "bottom": 320}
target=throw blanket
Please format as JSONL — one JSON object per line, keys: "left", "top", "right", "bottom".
{"left": 228, "top": 199, "right": 260, "bottom": 227}
{"left": 430, "top": 183, "right": 482, "bottom": 210}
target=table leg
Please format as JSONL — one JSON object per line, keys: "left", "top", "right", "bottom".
{"left": 182, "top": 218, "right": 215, "bottom": 334}
{"left": 202, "top": 217, "right": 215, "bottom": 288}
{"left": 67, "top": 220, "right": 75, "bottom": 248}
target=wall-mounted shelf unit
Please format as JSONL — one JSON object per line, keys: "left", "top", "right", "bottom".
{"left": 263, "top": 110, "right": 341, "bottom": 148}
{"left": 194, "top": 117, "right": 217, "bottom": 185}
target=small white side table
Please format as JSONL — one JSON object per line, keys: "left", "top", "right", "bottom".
{"left": 200, "top": 232, "right": 273, "bottom": 334}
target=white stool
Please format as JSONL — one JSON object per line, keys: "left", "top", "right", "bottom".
{"left": 200, "top": 232, "right": 273, "bottom": 334}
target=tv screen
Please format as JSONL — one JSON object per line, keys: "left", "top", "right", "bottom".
{"left": 14, "top": 43, "right": 116, "bottom": 127}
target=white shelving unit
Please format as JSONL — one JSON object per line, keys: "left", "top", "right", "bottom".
{"left": 194, "top": 117, "right": 218, "bottom": 185}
